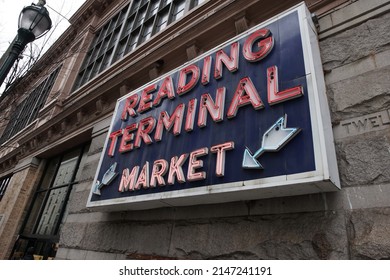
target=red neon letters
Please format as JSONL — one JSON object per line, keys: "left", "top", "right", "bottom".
{"left": 110, "top": 26, "right": 304, "bottom": 192}
{"left": 118, "top": 142, "right": 235, "bottom": 192}
{"left": 111, "top": 27, "right": 303, "bottom": 158}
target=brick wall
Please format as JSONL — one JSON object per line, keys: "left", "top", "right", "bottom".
{"left": 0, "top": 158, "right": 42, "bottom": 259}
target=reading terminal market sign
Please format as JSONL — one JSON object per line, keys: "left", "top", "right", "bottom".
{"left": 87, "top": 3, "right": 340, "bottom": 211}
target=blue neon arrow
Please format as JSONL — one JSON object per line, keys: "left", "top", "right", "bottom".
{"left": 242, "top": 115, "right": 301, "bottom": 169}
{"left": 93, "top": 162, "right": 118, "bottom": 195}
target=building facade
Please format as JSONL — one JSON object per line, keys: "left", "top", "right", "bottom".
{"left": 0, "top": 0, "right": 390, "bottom": 260}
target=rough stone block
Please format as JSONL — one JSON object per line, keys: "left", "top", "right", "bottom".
{"left": 248, "top": 193, "right": 330, "bottom": 216}
{"left": 340, "top": 184, "right": 390, "bottom": 210}
{"left": 335, "top": 130, "right": 390, "bottom": 187}
{"left": 320, "top": 12, "right": 390, "bottom": 71}
{"left": 325, "top": 52, "right": 373, "bottom": 85}
{"left": 72, "top": 180, "right": 93, "bottom": 193}
{"left": 59, "top": 222, "right": 88, "bottom": 249}
{"left": 81, "top": 221, "right": 172, "bottom": 256}
{"left": 122, "top": 207, "right": 175, "bottom": 221}
{"left": 327, "top": 65, "right": 390, "bottom": 123}
{"left": 348, "top": 208, "right": 390, "bottom": 259}
{"left": 88, "top": 133, "right": 107, "bottom": 156}
{"left": 78, "top": 153, "right": 101, "bottom": 182}
{"left": 169, "top": 211, "right": 348, "bottom": 259}
{"left": 67, "top": 189, "right": 91, "bottom": 214}
{"left": 174, "top": 201, "right": 249, "bottom": 220}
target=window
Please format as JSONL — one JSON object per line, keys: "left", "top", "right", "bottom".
{"left": 135, "top": 7, "right": 148, "bottom": 27}
{"left": 155, "top": 8, "right": 169, "bottom": 32}
{"left": 10, "top": 144, "right": 89, "bottom": 260}
{"left": 128, "top": 30, "right": 140, "bottom": 51}
{"left": 0, "top": 175, "right": 12, "bottom": 202}
{"left": 0, "top": 67, "right": 61, "bottom": 145}
{"left": 141, "top": 21, "right": 154, "bottom": 43}
{"left": 73, "top": 0, "right": 205, "bottom": 90}
{"left": 171, "top": 0, "right": 185, "bottom": 21}
{"left": 148, "top": 0, "right": 160, "bottom": 17}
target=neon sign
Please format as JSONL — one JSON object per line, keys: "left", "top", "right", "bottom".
{"left": 88, "top": 3, "right": 340, "bottom": 211}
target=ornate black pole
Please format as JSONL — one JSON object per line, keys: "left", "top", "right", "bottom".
{"left": 0, "top": 1, "right": 51, "bottom": 88}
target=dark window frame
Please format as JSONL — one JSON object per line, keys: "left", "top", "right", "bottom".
{"left": 0, "top": 67, "right": 61, "bottom": 145}
{"left": 73, "top": 0, "right": 205, "bottom": 90}
{"left": 9, "top": 143, "right": 89, "bottom": 260}
{"left": 0, "top": 175, "right": 12, "bottom": 202}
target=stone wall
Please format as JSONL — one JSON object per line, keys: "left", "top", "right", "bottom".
{"left": 319, "top": 1, "right": 390, "bottom": 259}
{"left": 56, "top": 1, "right": 390, "bottom": 260}
{"left": 0, "top": 158, "right": 42, "bottom": 259}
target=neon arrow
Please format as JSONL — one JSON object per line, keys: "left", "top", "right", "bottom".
{"left": 93, "top": 162, "right": 118, "bottom": 195}
{"left": 242, "top": 115, "right": 301, "bottom": 169}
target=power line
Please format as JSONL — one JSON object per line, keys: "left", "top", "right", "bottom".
{"left": 46, "top": 4, "right": 70, "bottom": 23}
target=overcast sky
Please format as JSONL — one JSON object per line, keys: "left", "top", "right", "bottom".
{"left": 0, "top": 0, "right": 86, "bottom": 58}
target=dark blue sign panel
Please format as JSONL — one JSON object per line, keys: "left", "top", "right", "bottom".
{"left": 88, "top": 4, "right": 340, "bottom": 210}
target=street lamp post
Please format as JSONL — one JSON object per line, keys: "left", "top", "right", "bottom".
{"left": 0, "top": 0, "right": 52, "bottom": 88}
